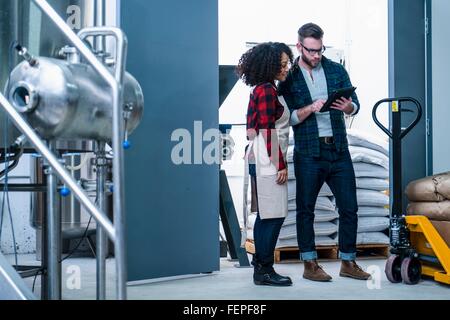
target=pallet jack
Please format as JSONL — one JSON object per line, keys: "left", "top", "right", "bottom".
{"left": 373, "top": 97, "right": 450, "bottom": 285}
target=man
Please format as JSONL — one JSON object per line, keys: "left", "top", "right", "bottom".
{"left": 278, "top": 23, "right": 371, "bottom": 282}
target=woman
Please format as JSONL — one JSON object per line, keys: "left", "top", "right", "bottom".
{"left": 238, "top": 42, "right": 293, "bottom": 286}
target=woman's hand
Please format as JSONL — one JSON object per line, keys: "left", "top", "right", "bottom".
{"left": 276, "top": 168, "right": 288, "bottom": 185}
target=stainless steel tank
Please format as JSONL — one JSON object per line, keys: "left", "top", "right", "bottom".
{"left": 4, "top": 1, "right": 131, "bottom": 258}
{"left": 7, "top": 56, "right": 144, "bottom": 141}
{"left": 2, "top": 0, "right": 95, "bottom": 150}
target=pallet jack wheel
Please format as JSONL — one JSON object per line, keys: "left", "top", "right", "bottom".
{"left": 401, "top": 257, "right": 422, "bottom": 285}
{"left": 385, "top": 255, "right": 402, "bottom": 283}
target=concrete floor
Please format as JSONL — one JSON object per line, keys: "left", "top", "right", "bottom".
{"left": 6, "top": 254, "right": 449, "bottom": 300}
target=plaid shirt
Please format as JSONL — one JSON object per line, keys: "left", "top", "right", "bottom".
{"left": 246, "top": 83, "right": 286, "bottom": 171}
{"left": 278, "top": 56, "right": 360, "bottom": 157}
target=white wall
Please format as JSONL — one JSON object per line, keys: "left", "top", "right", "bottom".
{"left": 219, "top": 0, "right": 389, "bottom": 135}
{"left": 0, "top": 155, "right": 35, "bottom": 254}
{"left": 432, "top": 0, "right": 450, "bottom": 174}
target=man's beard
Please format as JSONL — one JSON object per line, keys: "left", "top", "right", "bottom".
{"left": 301, "top": 54, "right": 320, "bottom": 69}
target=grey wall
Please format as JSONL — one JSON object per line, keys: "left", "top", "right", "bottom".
{"left": 388, "top": 0, "right": 427, "bottom": 210}
{"left": 122, "top": 0, "right": 219, "bottom": 281}
{"left": 431, "top": 0, "right": 450, "bottom": 174}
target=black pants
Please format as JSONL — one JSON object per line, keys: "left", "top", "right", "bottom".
{"left": 293, "top": 142, "right": 358, "bottom": 260}
{"left": 249, "top": 164, "right": 285, "bottom": 272}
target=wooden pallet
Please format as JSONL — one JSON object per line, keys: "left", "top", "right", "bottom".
{"left": 275, "top": 246, "right": 338, "bottom": 263}
{"left": 355, "top": 244, "right": 389, "bottom": 259}
{"left": 245, "top": 240, "right": 337, "bottom": 263}
{"left": 245, "top": 240, "right": 389, "bottom": 263}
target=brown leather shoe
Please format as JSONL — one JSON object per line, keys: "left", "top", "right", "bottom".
{"left": 303, "top": 260, "right": 332, "bottom": 282}
{"left": 340, "top": 261, "right": 371, "bottom": 280}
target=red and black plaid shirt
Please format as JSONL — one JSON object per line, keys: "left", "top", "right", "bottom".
{"left": 246, "top": 83, "right": 286, "bottom": 171}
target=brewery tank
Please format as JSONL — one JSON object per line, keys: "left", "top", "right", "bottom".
{"left": 7, "top": 56, "right": 144, "bottom": 141}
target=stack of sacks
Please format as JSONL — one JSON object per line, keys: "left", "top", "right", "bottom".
{"left": 347, "top": 129, "right": 390, "bottom": 245}
{"left": 406, "top": 172, "right": 450, "bottom": 247}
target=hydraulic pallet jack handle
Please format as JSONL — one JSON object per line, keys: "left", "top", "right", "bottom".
{"left": 372, "top": 97, "right": 423, "bottom": 140}
{"left": 372, "top": 97, "right": 422, "bottom": 254}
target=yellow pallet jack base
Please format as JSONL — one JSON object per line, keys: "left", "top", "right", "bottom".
{"left": 406, "top": 215, "right": 450, "bottom": 285}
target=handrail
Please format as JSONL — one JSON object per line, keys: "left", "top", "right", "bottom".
{"left": 32, "top": 0, "right": 128, "bottom": 300}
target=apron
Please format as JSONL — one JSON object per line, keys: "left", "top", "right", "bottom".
{"left": 241, "top": 94, "right": 290, "bottom": 247}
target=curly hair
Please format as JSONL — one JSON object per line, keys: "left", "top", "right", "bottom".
{"left": 237, "top": 42, "right": 294, "bottom": 87}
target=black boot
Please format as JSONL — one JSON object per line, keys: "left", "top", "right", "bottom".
{"left": 253, "top": 263, "right": 293, "bottom": 287}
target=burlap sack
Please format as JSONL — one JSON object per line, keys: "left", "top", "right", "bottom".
{"left": 405, "top": 172, "right": 450, "bottom": 202}
{"left": 435, "top": 173, "right": 450, "bottom": 200}
{"left": 407, "top": 201, "right": 450, "bottom": 221}
{"left": 431, "top": 221, "right": 450, "bottom": 248}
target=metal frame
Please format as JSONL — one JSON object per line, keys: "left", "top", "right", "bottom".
{"left": 219, "top": 170, "right": 250, "bottom": 267}
{"left": 44, "top": 141, "right": 61, "bottom": 299}
{"left": 33, "top": 0, "right": 128, "bottom": 300}
{"left": 425, "top": 0, "right": 433, "bottom": 176}
{"left": 95, "top": 142, "right": 107, "bottom": 300}
{"left": 0, "top": 0, "right": 128, "bottom": 300}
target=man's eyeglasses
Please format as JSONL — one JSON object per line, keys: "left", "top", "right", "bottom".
{"left": 300, "top": 43, "right": 326, "bottom": 55}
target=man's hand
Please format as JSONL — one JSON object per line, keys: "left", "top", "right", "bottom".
{"left": 295, "top": 99, "right": 326, "bottom": 123}
{"left": 276, "top": 169, "right": 287, "bottom": 185}
{"left": 310, "top": 99, "right": 326, "bottom": 113}
{"left": 331, "top": 97, "right": 354, "bottom": 114}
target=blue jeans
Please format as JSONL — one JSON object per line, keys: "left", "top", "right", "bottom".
{"left": 293, "top": 142, "right": 358, "bottom": 261}
{"left": 249, "top": 164, "right": 285, "bottom": 272}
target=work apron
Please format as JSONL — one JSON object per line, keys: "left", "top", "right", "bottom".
{"left": 241, "top": 95, "right": 290, "bottom": 247}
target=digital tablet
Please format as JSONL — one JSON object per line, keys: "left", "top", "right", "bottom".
{"left": 320, "top": 86, "right": 357, "bottom": 113}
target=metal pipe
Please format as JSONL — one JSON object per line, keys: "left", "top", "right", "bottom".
{"left": 77, "top": 27, "right": 127, "bottom": 82}
{"left": 96, "top": 142, "right": 107, "bottom": 300}
{"left": 45, "top": 142, "right": 61, "bottom": 300}
{"left": 0, "top": 184, "right": 47, "bottom": 192}
{"left": 32, "top": 0, "right": 118, "bottom": 89}
{"left": 31, "top": 0, "right": 127, "bottom": 300}
{"left": 77, "top": 27, "right": 127, "bottom": 301}
{"left": 68, "top": 155, "right": 81, "bottom": 228}
{"left": 94, "top": 0, "right": 106, "bottom": 52}
{"left": 0, "top": 93, "right": 115, "bottom": 241}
